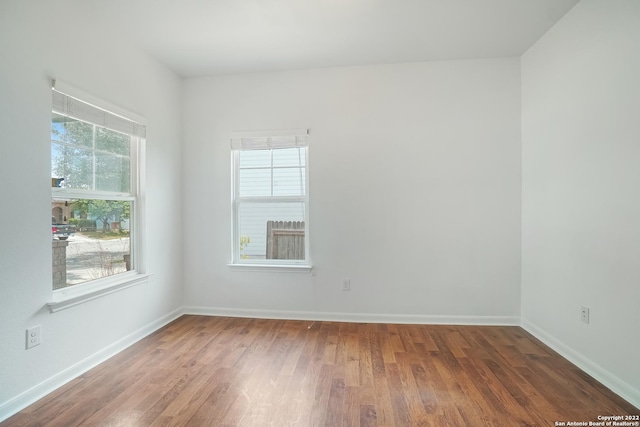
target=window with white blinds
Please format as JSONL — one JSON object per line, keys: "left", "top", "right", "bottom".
{"left": 52, "top": 90, "right": 146, "bottom": 139}
{"left": 51, "top": 87, "right": 145, "bottom": 290}
{"left": 231, "top": 130, "right": 310, "bottom": 266}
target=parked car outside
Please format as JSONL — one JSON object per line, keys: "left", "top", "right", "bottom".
{"left": 52, "top": 216, "right": 76, "bottom": 240}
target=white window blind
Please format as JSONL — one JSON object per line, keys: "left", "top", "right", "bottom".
{"left": 52, "top": 89, "right": 146, "bottom": 138}
{"left": 230, "top": 129, "right": 308, "bottom": 150}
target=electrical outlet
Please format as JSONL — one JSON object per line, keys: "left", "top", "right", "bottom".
{"left": 580, "top": 306, "right": 590, "bottom": 324}
{"left": 26, "top": 325, "right": 41, "bottom": 349}
{"left": 342, "top": 278, "right": 351, "bottom": 291}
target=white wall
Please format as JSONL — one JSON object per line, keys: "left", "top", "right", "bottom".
{"left": 182, "top": 59, "right": 522, "bottom": 322}
{"left": 0, "top": 1, "right": 183, "bottom": 418}
{"left": 521, "top": 0, "right": 640, "bottom": 407}
{"left": 10, "top": 0, "right": 638, "bottom": 417}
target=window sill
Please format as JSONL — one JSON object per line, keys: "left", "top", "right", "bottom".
{"left": 47, "top": 272, "right": 151, "bottom": 313}
{"left": 227, "top": 263, "right": 313, "bottom": 273}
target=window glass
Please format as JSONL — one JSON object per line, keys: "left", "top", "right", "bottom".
{"left": 95, "top": 152, "right": 130, "bottom": 193}
{"left": 51, "top": 89, "right": 143, "bottom": 290}
{"left": 272, "top": 147, "right": 306, "bottom": 167}
{"left": 52, "top": 198, "right": 132, "bottom": 289}
{"left": 239, "top": 168, "right": 271, "bottom": 197}
{"left": 96, "top": 127, "right": 130, "bottom": 156}
{"left": 52, "top": 114, "right": 93, "bottom": 148}
{"left": 238, "top": 201, "right": 305, "bottom": 260}
{"left": 233, "top": 142, "right": 308, "bottom": 264}
{"left": 51, "top": 143, "right": 93, "bottom": 189}
{"left": 273, "top": 168, "right": 305, "bottom": 196}
{"left": 239, "top": 149, "right": 271, "bottom": 168}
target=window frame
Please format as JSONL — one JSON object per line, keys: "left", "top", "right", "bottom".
{"left": 230, "top": 131, "right": 311, "bottom": 269}
{"left": 48, "top": 81, "right": 148, "bottom": 310}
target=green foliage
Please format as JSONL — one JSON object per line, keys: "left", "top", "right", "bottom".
{"left": 68, "top": 218, "right": 97, "bottom": 231}
{"left": 73, "top": 199, "right": 130, "bottom": 232}
{"left": 240, "top": 236, "right": 251, "bottom": 259}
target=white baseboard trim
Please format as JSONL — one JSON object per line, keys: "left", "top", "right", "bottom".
{"left": 184, "top": 306, "right": 520, "bottom": 326}
{"left": 521, "top": 318, "right": 640, "bottom": 410}
{"left": 0, "top": 307, "right": 185, "bottom": 423}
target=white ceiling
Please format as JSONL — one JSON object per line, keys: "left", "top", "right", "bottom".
{"left": 92, "top": 0, "right": 579, "bottom": 77}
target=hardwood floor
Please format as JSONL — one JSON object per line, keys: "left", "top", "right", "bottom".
{"left": 3, "top": 315, "right": 637, "bottom": 426}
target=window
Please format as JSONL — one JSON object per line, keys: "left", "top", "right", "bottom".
{"left": 231, "top": 130, "right": 310, "bottom": 267}
{"left": 51, "top": 87, "right": 145, "bottom": 290}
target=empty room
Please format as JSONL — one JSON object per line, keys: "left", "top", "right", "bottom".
{"left": 0, "top": 0, "right": 638, "bottom": 425}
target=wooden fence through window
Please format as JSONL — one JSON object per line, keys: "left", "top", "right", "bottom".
{"left": 266, "top": 221, "right": 305, "bottom": 260}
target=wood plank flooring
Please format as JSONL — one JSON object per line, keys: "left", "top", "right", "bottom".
{"left": 2, "top": 315, "right": 638, "bottom": 426}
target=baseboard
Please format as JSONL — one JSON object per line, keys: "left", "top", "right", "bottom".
{"left": 0, "top": 307, "right": 185, "bottom": 423}
{"left": 184, "top": 306, "right": 520, "bottom": 326}
{"left": 521, "top": 318, "right": 640, "bottom": 410}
